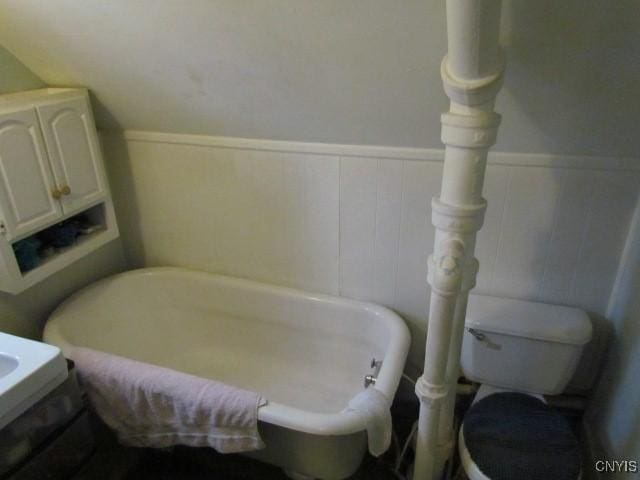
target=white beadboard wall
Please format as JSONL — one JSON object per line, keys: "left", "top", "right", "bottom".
{"left": 102, "top": 131, "right": 640, "bottom": 370}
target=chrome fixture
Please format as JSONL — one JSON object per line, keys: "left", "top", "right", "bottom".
{"left": 364, "top": 358, "right": 383, "bottom": 388}
{"left": 467, "top": 328, "right": 486, "bottom": 341}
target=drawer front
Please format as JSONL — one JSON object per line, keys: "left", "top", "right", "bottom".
{"left": 5, "top": 411, "right": 95, "bottom": 480}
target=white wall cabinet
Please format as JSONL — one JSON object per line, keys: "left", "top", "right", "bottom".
{"left": 37, "top": 97, "right": 107, "bottom": 216}
{"left": 0, "top": 107, "right": 62, "bottom": 239}
{"left": 0, "top": 88, "right": 119, "bottom": 294}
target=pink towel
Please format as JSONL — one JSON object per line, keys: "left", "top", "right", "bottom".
{"left": 69, "top": 347, "right": 267, "bottom": 453}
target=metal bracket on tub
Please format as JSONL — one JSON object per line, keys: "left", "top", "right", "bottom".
{"left": 364, "top": 358, "right": 383, "bottom": 388}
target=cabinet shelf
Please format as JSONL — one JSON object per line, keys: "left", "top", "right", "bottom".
{"left": 21, "top": 226, "right": 106, "bottom": 274}
{"left": 19, "top": 226, "right": 117, "bottom": 290}
{"left": 1, "top": 201, "right": 118, "bottom": 294}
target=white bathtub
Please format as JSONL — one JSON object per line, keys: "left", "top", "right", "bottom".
{"left": 44, "top": 267, "right": 410, "bottom": 479}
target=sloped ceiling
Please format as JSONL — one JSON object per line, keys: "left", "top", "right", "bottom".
{"left": 0, "top": 1, "right": 638, "bottom": 156}
{"left": 0, "top": 46, "right": 45, "bottom": 93}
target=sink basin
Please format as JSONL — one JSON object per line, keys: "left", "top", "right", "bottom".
{"left": 0, "top": 353, "right": 19, "bottom": 378}
{"left": 0, "top": 332, "right": 68, "bottom": 430}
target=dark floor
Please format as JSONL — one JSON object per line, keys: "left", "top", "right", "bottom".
{"left": 72, "top": 399, "right": 421, "bottom": 480}
{"left": 74, "top": 433, "right": 406, "bottom": 480}
{"left": 129, "top": 448, "right": 399, "bottom": 480}
{"left": 69, "top": 390, "right": 590, "bottom": 480}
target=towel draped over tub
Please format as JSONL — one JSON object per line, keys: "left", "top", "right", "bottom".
{"left": 69, "top": 347, "right": 267, "bottom": 453}
{"left": 344, "top": 388, "right": 392, "bottom": 457}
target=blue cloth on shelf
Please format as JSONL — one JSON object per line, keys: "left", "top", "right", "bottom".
{"left": 38, "top": 222, "right": 79, "bottom": 248}
{"left": 13, "top": 237, "right": 41, "bottom": 272}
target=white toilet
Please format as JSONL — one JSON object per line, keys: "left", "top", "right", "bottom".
{"left": 458, "top": 294, "right": 593, "bottom": 480}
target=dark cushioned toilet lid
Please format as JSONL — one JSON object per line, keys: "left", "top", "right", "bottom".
{"left": 463, "top": 392, "right": 581, "bottom": 480}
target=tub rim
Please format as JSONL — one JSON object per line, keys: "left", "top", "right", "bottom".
{"left": 44, "top": 266, "right": 411, "bottom": 436}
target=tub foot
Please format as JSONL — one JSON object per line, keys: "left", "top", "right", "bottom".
{"left": 283, "top": 470, "right": 316, "bottom": 480}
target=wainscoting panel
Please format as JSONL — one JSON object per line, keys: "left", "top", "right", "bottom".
{"left": 103, "top": 131, "right": 640, "bottom": 369}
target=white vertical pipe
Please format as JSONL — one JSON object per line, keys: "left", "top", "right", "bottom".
{"left": 412, "top": 1, "right": 505, "bottom": 479}
{"left": 446, "top": 1, "right": 502, "bottom": 80}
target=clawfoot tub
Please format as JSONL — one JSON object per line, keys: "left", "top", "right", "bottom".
{"left": 44, "top": 267, "right": 410, "bottom": 479}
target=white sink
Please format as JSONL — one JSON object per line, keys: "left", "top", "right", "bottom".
{"left": 0, "top": 332, "right": 68, "bottom": 430}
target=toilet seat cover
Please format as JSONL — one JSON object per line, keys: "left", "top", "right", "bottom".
{"left": 463, "top": 392, "right": 580, "bottom": 480}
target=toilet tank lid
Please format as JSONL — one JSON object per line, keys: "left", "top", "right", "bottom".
{"left": 466, "top": 295, "right": 592, "bottom": 345}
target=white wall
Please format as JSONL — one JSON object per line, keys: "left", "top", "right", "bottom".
{"left": 585, "top": 201, "right": 640, "bottom": 478}
{"left": 0, "top": 242, "right": 127, "bottom": 339}
{"left": 0, "top": 1, "right": 638, "bottom": 157}
{"left": 102, "top": 131, "right": 640, "bottom": 372}
{"left": 0, "top": 52, "right": 128, "bottom": 339}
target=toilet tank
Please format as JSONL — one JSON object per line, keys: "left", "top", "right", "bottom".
{"left": 460, "top": 295, "right": 592, "bottom": 395}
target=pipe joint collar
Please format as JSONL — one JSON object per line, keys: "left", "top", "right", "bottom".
{"left": 427, "top": 238, "right": 466, "bottom": 295}
{"left": 415, "top": 377, "right": 448, "bottom": 406}
{"left": 432, "top": 198, "right": 487, "bottom": 234}
{"left": 461, "top": 257, "right": 480, "bottom": 292}
{"left": 441, "top": 51, "right": 505, "bottom": 106}
{"left": 441, "top": 111, "right": 501, "bottom": 148}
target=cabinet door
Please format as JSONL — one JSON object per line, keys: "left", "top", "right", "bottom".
{"left": 0, "top": 108, "right": 62, "bottom": 240}
{"left": 37, "top": 97, "right": 107, "bottom": 214}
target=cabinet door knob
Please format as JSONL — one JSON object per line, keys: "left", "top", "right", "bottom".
{"left": 61, "top": 185, "right": 71, "bottom": 195}
{"left": 52, "top": 188, "right": 62, "bottom": 200}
